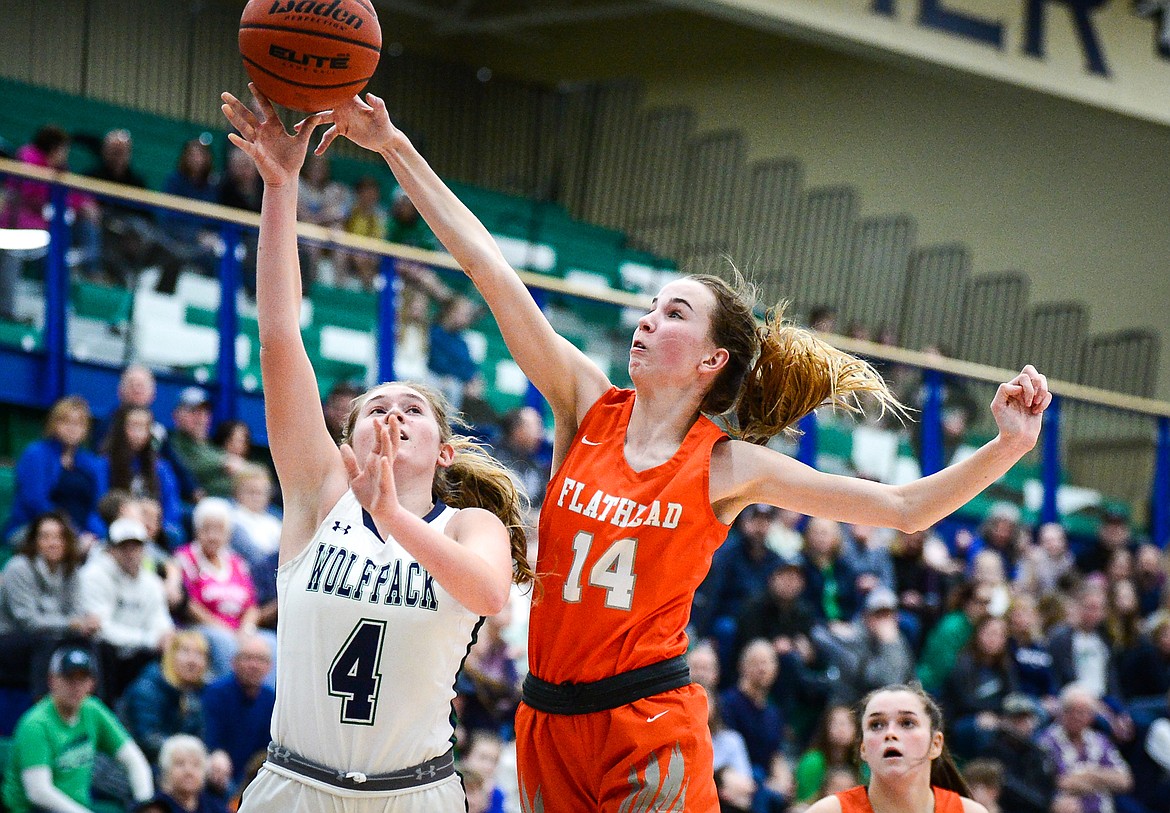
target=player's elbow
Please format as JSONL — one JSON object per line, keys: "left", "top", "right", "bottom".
{"left": 478, "top": 581, "right": 511, "bottom": 617}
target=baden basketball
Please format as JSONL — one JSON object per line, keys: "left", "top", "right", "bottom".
{"left": 239, "top": 0, "right": 381, "bottom": 113}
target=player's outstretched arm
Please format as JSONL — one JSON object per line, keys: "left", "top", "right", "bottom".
{"left": 315, "top": 94, "right": 611, "bottom": 429}
{"left": 222, "top": 86, "right": 347, "bottom": 548}
{"left": 713, "top": 366, "right": 1051, "bottom": 531}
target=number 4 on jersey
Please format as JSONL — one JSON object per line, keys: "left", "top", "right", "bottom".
{"left": 328, "top": 618, "right": 387, "bottom": 725}
{"left": 562, "top": 531, "right": 638, "bottom": 610}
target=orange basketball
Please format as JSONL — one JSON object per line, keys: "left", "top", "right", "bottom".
{"left": 239, "top": 0, "right": 381, "bottom": 113}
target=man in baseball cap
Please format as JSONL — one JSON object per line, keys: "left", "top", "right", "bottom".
{"left": 2, "top": 646, "right": 154, "bottom": 813}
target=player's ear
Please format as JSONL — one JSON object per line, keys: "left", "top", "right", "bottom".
{"left": 700, "top": 347, "right": 729, "bottom": 374}
{"left": 436, "top": 442, "right": 455, "bottom": 469}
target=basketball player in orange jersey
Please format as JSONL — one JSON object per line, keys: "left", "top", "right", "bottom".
{"left": 314, "top": 93, "right": 1050, "bottom": 812}
{"left": 804, "top": 684, "right": 986, "bottom": 813}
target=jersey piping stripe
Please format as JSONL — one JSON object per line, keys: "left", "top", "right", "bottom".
{"left": 361, "top": 500, "right": 448, "bottom": 541}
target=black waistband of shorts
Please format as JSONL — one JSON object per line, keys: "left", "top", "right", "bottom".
{"left": 521, "top": 655, "right": 691, "bottom": 715}
{"left": 265, "top": 743, "right": 454, "bottom": 793}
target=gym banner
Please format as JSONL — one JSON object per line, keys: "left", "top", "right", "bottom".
{"left": 668, "top": 0, "right": 1170, "bottom": 125}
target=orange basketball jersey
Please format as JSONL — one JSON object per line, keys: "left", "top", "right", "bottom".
{"left": 836, "top": 786, "right": 964, "bottom": 813}
{"left": 530, "top": 388, "right": 730, "bottom": 684}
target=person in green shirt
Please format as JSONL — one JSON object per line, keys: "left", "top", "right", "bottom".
{"left": 169, "top": 387, "right": 243, "bottom": 499}
{"left": 915, "top": 581, "right": 994, "bottom": 694}
{"left": 794, "top": 703, "right": 863, "bottom": 803}
{"left": 2, "top": 646, "right": 153, "bottom": 813}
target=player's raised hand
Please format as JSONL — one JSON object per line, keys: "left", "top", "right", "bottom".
{"left": 991, "top": 364, "right": 1051, "bottom": 452}
{"left": 314, "top": 92, "right": 399, "bottom": 157}
{"left": 340, "top": 414, "right": 401, "bottom": 519}
{"left": 221, "top": 83, "right": 325, "bottom": 187}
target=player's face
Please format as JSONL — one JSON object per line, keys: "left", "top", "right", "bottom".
{"left": 630, "top": 279, "right": 721, "bottom": 385}
{"left": 351, "top": 384, "right": 452, "bottom": 475}
{"left": 859, "top": 691, "right": 942, "bottom": 780}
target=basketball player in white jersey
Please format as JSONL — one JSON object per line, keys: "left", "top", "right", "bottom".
{"left": 221, "top": 85, "right": 536, "bottom": 813}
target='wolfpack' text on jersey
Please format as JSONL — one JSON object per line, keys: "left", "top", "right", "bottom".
{"left": 269, "top": 491, "right": 480, "bottom": 779}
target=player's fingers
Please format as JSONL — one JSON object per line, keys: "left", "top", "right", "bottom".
{"left": 366, "top": 93, "right": 386, "bottom": 112}
{"left": 221, "top": 98, "right": 258, "bottom": 135}
{"left": 225, "top": 133, "right": 257, "bottom": 157}
{"left": 315, "top": 126, "right": 339, "bottom": 156}
{"left": 1016, "top": 373, "right": 1036, "bottom": 405}
{"left": 247, "top": 82, "right": 279, "bottom": 120}
{"left": 293, "top": 113, "right": 327, "bottom": 144}
{"left": 340, "top": 443, "right": 359, "bottom": 480}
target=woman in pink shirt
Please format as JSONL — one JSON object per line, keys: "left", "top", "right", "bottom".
{"left": 175, "top": 496, "right": 263, "bottom": 680}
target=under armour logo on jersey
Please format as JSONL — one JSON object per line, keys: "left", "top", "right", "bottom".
{"left": 414, "top": 764, "right": 437, "bottom": 781}
{"left": 332, "top": 521, "right": 351, "bottom": 534}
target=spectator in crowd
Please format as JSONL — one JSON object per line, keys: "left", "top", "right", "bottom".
{"left": 687, "top": 640, "right": 721, "bottom": 698}
{"left": 170, "top": 387, "right": 243, "bottom": 499}
{"left": 1, "top": 646, "right": 153, "bottom": 813}
{"left": 1, "top": 125, "right": 101, "bottom": 276}
{"left": 86, "top": 129, "right": 187, "bottom": 288}
{"left": 793, "top": 703, "right": 859, "bottom": 804}
{"left": 970, "top": 548, "right": 1012, "bottom": 618}
{"left": 1105, "top": 578, "right": 1144, "bottom": 662}
{"left": 1015, "top": 522, "right": 1077, "bottom": 596}
{"left": 1077, "top": 508, "right": 1135, "bottom": 577}
{"left": 249, "top": 546, "right": 279, "bottom": 635}
{"left": 814, "top": 586, "right": 915, "bottom": 706}
{"left": 118, "top": 629, "right": 208, "bottom": 764}
{"left": 1005, "top": 592, "right": 1058, "bottom": 705}
{"left": 460, "top": 767, "right": 490, "bottom": 813}
{"left": 426, "top": 294, "right": 482, "bottom": 410}
{"left": 340, "top": 175, "right": 387, "bottom": 290}
{"left": 458, "top": 599, "right": 522, "bottom": 736}
{"left": 1105, "top": 549, "right": 1133, "bottom": 584}
{"left": 841, "top": 522, "right": 895, "bottom": 595}
{"left": 708, "top": 695, "right": 753, "bottom": 787}
{"left": 296, "top": 153, "right": 351, "bottom": 285}
{"left": 1142, "top": 691, "right": 1170, "bottom": 811}
{"left": 386, "top": 186, "right": 439, "bottom": 251}
{"left": 0, "top": 512, "right": 99, "bottom": 693}
{"left": 202, "top": 633, "right": 275, "bottom": 792}
{"left": 139, "top": 734, "right": 229, "bottom": 813}
{"left": 227, "top": 465, "right": 281, "bottom": 572}
{"left": 1134, "top": 543, "right": 1166, "bottom": 617}
{"left": 942, "top": 614, "right": 1018, "bottom": 759}
{"left": 693, "top": 504, "right": 783, "bottom": 646}
{"left": 80, "top": 516, "right": 174, "bottom": 704}
{"left": 1037, "top": 683, "right": 1133, "bottom": 813}
{"left": 492, "top": 406, "right": 551, "bottom": 514}
{"left": 458, "top": 730, "right": 507, "bottom": 813}
{"left": 174, "top": 498, "right": 259, "bottom": 679}
{"left": 889, "top": 526, "right": 952, "bottom": 650}
{"left": 1121, "top": 615, "right": 1170, "bottom": 708}
{"left": 720, "top": 639, "right": 785, "bottom": 779}
{"left": 732, "top": 554, "right": 815, "bottom": 670}
{"left": 321, "top": 379, "right": 363, "bottom": 445}
{"left": 916, "top": 580, "right": 993, "bottom": 694}
{"left": 963, "top": 758, "right": 1005, "bottom": 813}
{"left": 217, "top": 146, "right": 261, "bottom": 296}
{"left": 979, "top": 692, "right": 1056, "bottom": 813}
{"left": 965, "top": 501, "right": 1023, "bottom": 578}
{"left": 713, "top": 766, "right": 755, "bottom": 813}
{"left": 158, "top": 137, "right": 219, "bottom": 292}
{"left": 799, "top": 517, "right": 858, "bottom": 626}
{"left": 4, "top": 395, "right": 107, "bottom": 544}
{"left": 100, "top": 404, "right": 183, "bottom": 542}
{"left": 211, "top": 419, "right": 253, "bottom": 463}
{"left": 1048, "top": 581, "right": 1125, "bottom": 702}
{"left": 900, "top": 346, "right": 980, "bottom": 466}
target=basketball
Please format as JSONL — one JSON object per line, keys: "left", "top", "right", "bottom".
{"left": 239, "top": 0, "right": 381, "bottom": 113}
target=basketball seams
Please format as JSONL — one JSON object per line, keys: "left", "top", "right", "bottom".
{"left": 239, "top": 23, "right": 381, "bottom": 52}
{"left": 240, "top": 55, "right": 374, "bottom": 91}
{"left": 349, "top": 0, "right": 377, "bottom": 17}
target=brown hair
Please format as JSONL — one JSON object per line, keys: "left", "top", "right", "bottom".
{"left": 21, "top": 511, "right": 85, "bottom": 577}
{"left": 806, "top": 703, "right": 858, "bottom": 768}
{"left": 45, "top": 395, "right": 91, "bottom": 445}
{"left": 857, "top": 682, "right": 972, "bottom": 797}
{"left": 691, "top": 273, "right": 903, "bottom": 444}
{"left": 102, "top": 405, "right": 161, "bottom": 500}
{"left": 342, "top": 382, "right": 536, "bottom": 588}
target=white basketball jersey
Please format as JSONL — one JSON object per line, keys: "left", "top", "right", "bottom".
{"left": 271, "top": 491, "right": 481, "bottom": 774}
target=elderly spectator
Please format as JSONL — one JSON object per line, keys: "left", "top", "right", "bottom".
{"left": 1037, "top": 684, "right": 1133, "bottom": 813}
{"left": 175, "top": 498, "right": 258, "bottom": 680}
{"left": 202, "top": 634, "right": 274, "bottom": 792}
{"left": 118, "top": 630, "right": 208, "bottom": 764}
{"left": 1, "top": 646, "right": 153, "bottom": 813}
{"left": 815, "top": 587, "right": 915, "bottom": 706}
{"left": 4, "top": 395, "right": 107, "bottom": 544}
{"left": 80, "top": 517, "right": 174, "bottom": 704}
{"left": 139, "top": 734, "right": 228, "bottom": 813}
{"left": 687, "top": 640, "right": 721, "bottom": 698}
{"left": 170, "top": 387, "right": 243, "bottom": 500}
{"left": 719, "top": 639, "right": 784, "bottom": 779}
{"left": 0, "top": 512, "right": 99, "bottom": 693}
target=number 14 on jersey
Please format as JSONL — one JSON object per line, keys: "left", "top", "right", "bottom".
{"left": 561, "top": 530, "right": 638, "bottom": 610}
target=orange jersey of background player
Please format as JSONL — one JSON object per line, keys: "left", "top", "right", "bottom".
{"left": 529, "top": 388, "right": 730, "bottom": 684}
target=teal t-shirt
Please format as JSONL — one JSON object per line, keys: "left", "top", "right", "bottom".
{"left": 2, "top": 695, "right": 130, "bottom": 813}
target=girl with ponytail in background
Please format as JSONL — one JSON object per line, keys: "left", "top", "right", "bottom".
{"left": 309, "top": 90, "right": 1050, "bottom": 812}
{"left": 805, "top": 683, "right": 986, "bottom": 813}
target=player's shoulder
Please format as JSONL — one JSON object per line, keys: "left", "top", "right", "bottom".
{"left": 803, "top": 793, "right": 844, "bottom": 813}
